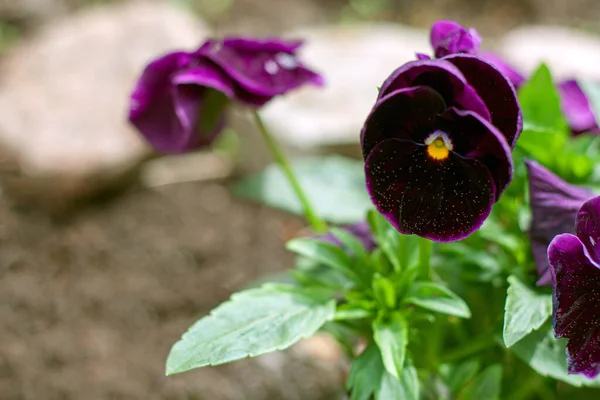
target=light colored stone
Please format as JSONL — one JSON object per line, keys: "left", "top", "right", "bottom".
{"left": 260, "top": 24, "right": 429, "bottom": 149}
{"left": 0, "top": 1, "right": 209, "bottom": 211}
{"left": 498, "top": 26, "right": 600, "bottom": 81}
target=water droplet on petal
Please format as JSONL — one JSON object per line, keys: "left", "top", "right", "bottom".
{"left": 275, "top": 52, "right": 298, "bottom": 69}
{"left": 264, "top": 59, "right": 279, "bottom": 75}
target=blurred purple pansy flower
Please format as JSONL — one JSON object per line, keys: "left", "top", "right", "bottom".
{"left": 430, "top": 20, "right": 482, "bottom": 58}
{"left": 129, "top": 37, "right": 323, "bottom": 154}
{"left": 361, "top": 51, "right": 521, "bottom": 241}
{"left": 526, "top": 160, "right": 594, "bottom": 286}
{"left": 317, "top": 222, "right": 376, "bottom": 254}
{"left": 548, "top": 196, "right": 600, "bottom": 378}
{"left": 558, "top": 80, "right": 600, "bottom": 135}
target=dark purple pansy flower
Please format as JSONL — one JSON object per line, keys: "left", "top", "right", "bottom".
{"left": 317, "top": 222, "right": 376, "bottom": 253}
{"left": 361, "top": 46, "right": 521, "bottom": 241}
{"left": 558, "top": 80, "right": 600, "bottom": 136}
{"left": 526, "top": 160, "right": 594, "bottom": 286}
{"left": 430, "top": 20, "right": 482, "bottom": 58}
{"left": 129, "top": 37, "right": 323, "bottom": 154}
{"left": 478, "top": 52, "right": 526, "bottom": 89}
{"left": 548, "top": 196, "right": 600, "bottom": 378}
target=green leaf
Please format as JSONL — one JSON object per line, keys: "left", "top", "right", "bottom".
{"left": 372, "top": 274, "right": 397, "bottom": 309}
{"left": 518, "top": 63, "right": 567, "bottom": 134}
{"left": 166, "top": 284, "right": 336, "bottom": 375}
{"left": 287, "top": 238, "right": 354, "bottom": 278}
{"left": 373, "top": 312, "right": 408, "bottom": 379}
{"left": 334, "top": 304, "right": 372, "bottom": 321}
{"left": 330, "top": 227, "right": 368, "bottom": 261}
{"left": 233, "top": 156, "right": 371, "bottom": 224}
{"left": 458, "top": 364, "right": 502, "bottom": 400}
{"left": 503, "top": 275, "right": 552, "bottom": 347}
{"left": 347, "top": 344, "right": 384, "bottom": 400}
{"left": 439, "top": 360, "right": 481, "bottom": 395}
{"left": 376, "top": 357, "right": 420, "bottom": 400}
{"left": 579, "top": 79, "right": 600, "bottom": 123}
{"left": 405, "top": 282, "right": 471, "bottom": 318}
{"left": 516, "top": 64, "right": 568, "bottom": 165}
{"left": 511, "top": 327, "right": 600, "bottom": 387}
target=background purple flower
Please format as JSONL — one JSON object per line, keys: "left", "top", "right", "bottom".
{"left": 129, "top": 37, "right": 324, "bottom": 154}
{"left": 549, "top": 196, "right": 600, "bottom": 378}
{"left": 361, "top": 53, "right": 520, "bottom": 242}
{"left": 558, "top": 80, "right": 600, "bottom": 135}
{"left": 317, "top": 222, "right": 376, "bottom": 254}
{"left": 526, "top": 160, "right": 595, "bottom": 286}
{"left": 430, "top": 20, "right": 481, "bottom": 58}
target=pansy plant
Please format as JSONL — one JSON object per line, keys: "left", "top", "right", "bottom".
{"left": 126, "top": 19, "right": 600, "bottom": 399}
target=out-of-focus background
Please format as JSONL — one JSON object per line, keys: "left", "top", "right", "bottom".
{"left": 0, "top": 0, "right": 598, "bottom": 399}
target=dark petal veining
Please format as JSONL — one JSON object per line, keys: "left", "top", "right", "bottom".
{"left": 526, "top": 160, "right": 594, "bottom": 285}
{"left": 377, "top": 59, "right": 491, "bottom": 122}
{"left": 364, "top": 138, "right": 495, "bottom": 242}
{"left": 444, "top": 54, "right": 523, "bottom": 147}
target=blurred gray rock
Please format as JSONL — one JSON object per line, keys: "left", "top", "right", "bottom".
{"left": 498, "top": 26, "right": 600, "bottom": 81}
{"left": 260, "top": 24, "right": 428, "bottom": 150}
{"left": 0, "top": 1, "right": 209, "bottom": 212}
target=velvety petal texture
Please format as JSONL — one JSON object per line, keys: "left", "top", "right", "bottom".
{"left": 479, "top": 52, "right": 526, "bottom": 89}
{"left": 549, "top": 196, "right": 600, "bottom": 378}
{"left": 129, "top": 36, "right": 323, "bottom": 154}
{"left": 559, "top": 80, "right": 600, "bottom": 135}
{"left": 430, "top": 20, "right": 481, "bottom": 58}
{"left": 361, "top": 23, "right": 521, "bottom": 241}
{"left": 526, "top": 160, "right": 594, "bottom": 285}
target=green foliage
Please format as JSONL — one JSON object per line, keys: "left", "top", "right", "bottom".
{"left": 503, "top": 275, "right": 552, "bottom": 347}
{"left": 373, "top": 312, "right": 409, "bottom": 379}
{"left": 165, "top": 284, "right": 335, "bottom": 375}
{"left": 458, "top": 364, "right": 503, "bottom": 400}
{"left": 233, "top": 156, "right": 371, "bottom": 224}
{"left": 404, "top": 282, "right": 471, "bottom": 319}
{"left": 376, "top": 359, "right": 420, "bottom": 400}
{"left": 346, "top": 344, "right": 384, "bottom": 400}
{"left": 511, "top": 327, "right": 600, "bottom": 387}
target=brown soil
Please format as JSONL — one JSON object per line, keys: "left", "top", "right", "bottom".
{"left": 0, "top": 181, "right": 344, "bottom": 400}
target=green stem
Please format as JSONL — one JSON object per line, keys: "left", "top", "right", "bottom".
{"left": 252, "top": 111, "right": 328, "bottom": 233}
{"left": 419, "top": 238, "right": 433, "bottom": 280}
{"left": 440, "top": 335, "right": 497, "bottom": 363}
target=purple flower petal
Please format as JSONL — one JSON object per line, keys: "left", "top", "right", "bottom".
{"left": 318, "top": 222, "right": 376, "bottom": 253}
{"left": 129, "top": 51, "right": 193, "bottom": 120}
{"left": 365, "top": 138, "right": 495, "bottom": 242}
{"left": 378, "top": 59, "right": 491, "bottom": 122}
{"left": 526, "top": 160, "right": 594, "bottom": 285}
{"left": 478, "top": 52, "right": 526, "bottom": 89}
{"left": 437, "top": 107, "right": 513, "bottom": 199}
{"left": 197, "top": 37, "right": 324, "bottom": 101}
{"left": 549, "top": 232, "right": 600, "bottom": 378}
{"left": 559, "top": 80, "right": 600, "bottom": 135}
{"left": 444, "top": 54, "right": 523, "bottom": 147}
{"left": 360, "top": 86, "right": 446, "bottom": 159}
{"left": 430, "top": 20, "right": 481, "bottom": 58}
{"left": 575, "top": 197, "right": 600, "bottom": 262}
{"left": 129, "top": 55, "right": 233, "bottom": 154}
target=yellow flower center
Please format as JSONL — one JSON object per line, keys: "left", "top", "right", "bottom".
{"left": 425, "top": 131, "right": 453, "bottom": 161}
